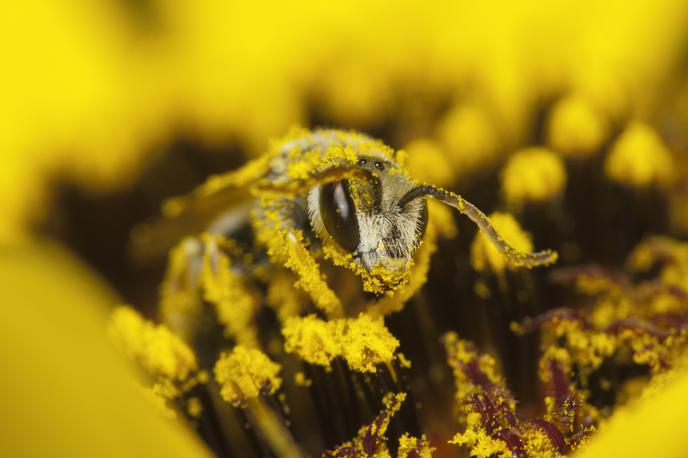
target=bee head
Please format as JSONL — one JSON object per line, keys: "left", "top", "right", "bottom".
{"left": 308, "top": 156, "right": 428, "bottom": 273}
{"left": 307, "top": 149, "right": 557, "bottom": 286}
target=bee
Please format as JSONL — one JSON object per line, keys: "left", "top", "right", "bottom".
{"left": 132, "top": 128, "right": 556, "bottom": 335}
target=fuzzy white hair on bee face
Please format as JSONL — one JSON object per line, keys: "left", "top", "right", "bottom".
{"left": 307, "top": 156, "right": 428, "bottom": 272}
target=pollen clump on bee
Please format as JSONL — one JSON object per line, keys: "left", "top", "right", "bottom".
{"left": 285, "top": 143, "right": 356, "bottom": 181}
{"left": 501, "top": 147, "right": 567, "bottom": 208}
{"left": 214, "top": 346, "right": 282, "bottom": 407}
{"left": 604, "top": 122, "right": 674, "bottom": 188}
{"left": 470, "top": 212, "right": 535, "bottom": 273}
{"left": 321, "top": 239, "right": 412, "bottom": 296}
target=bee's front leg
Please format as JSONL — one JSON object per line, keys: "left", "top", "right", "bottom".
{"left": 160, "top": 234, "right": 260, "bottom": 356}
{"left": 265, "top": 228, "right": 344, "bottom": 319}
{"left": 159, "top": 237, "right": 206, "bottom": 343}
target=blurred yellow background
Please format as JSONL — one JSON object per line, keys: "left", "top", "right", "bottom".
{"left": 2, "top": 0, "right": 688, "bottom": 243}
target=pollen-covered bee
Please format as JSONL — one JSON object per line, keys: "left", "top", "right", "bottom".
{"left": 132, "top": 129, "right": 556, "bottom": 343}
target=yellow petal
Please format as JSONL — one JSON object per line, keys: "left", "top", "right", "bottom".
{"left": 576, "top": 367, "right": 688, "bottom": 458}
{"left": 0, "top": 241, "right": 210, "bottom": 458}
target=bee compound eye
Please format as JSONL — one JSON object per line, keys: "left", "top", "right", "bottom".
{"left": 319, "top": 180, "right": 360, "bottom": 252}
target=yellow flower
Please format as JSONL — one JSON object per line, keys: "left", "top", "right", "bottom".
{"left": 4, "top": 2, "right": 688, "bottom": 456}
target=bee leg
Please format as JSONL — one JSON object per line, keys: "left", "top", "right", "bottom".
{"left": 264, "top": 228, "right": 344, "bottom": 319}
{"left": 159, "top": 236, "right": 207, "bottom": 344}
{"left": 160, "top": 234, "right": 259, "bottom": 355}
{"left": 266, "top": 270, "right": 309, "bottom": 323}
{"left": 198, "top": 234, "right": 259, "bottom": 348}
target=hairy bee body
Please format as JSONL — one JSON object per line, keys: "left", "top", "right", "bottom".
{"left": 136, "top": 128, "right": 556, "bottom": 336}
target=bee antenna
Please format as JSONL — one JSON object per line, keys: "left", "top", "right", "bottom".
{"left": 398, "top": 185, "right": 558, "bottom": 268}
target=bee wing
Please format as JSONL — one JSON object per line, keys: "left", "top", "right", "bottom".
{"left": 128, "top": 156, "right": 271, "bottom": 264}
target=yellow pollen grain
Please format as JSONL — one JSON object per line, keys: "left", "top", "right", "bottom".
{"left": 294, "top": 371, "right": 312, "bottom": 387}
{"left": 214, "top": 346, "right": 282, "bottom": 408}
{"left": 186, "top": 397, "right": 203, "bottom": 418}
{"left": 397, "top": 353, "right": 412, "bottom": 369}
